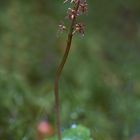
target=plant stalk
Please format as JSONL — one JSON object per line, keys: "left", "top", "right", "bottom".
{"left": 54, "top": 2, "right": 80, "bottom": 140}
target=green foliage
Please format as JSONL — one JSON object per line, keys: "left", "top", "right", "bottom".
{"left": 0, "top": 70, "right": 54, "bottom": 139}
{"left": 0, "top": 0, "right": 140, "bottom": 140}
{"left": 47, "top": 125, "right": 92, "bottom": 140}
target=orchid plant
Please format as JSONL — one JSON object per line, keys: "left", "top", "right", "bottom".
{"left": 54, "top": 1, "right": 88, "bottom": 140}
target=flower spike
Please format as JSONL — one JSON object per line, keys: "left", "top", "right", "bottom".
{"left": 55, "top": 1, "right": 88, "bottom": 140}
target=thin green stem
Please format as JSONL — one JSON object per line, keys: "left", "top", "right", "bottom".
{"left": 54, "top": 2, "right": 80, "bottom": 140}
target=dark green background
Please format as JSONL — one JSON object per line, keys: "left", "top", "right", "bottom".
{"left": 0, "top": 0, "right": 140, "bottom": 140}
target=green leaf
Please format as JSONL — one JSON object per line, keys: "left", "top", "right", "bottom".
{"left": 47, "top": 125, "right": 92, "bottom": 140}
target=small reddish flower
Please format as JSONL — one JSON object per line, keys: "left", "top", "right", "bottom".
{"left": 67, "top": 8, "right": 78, "bottom": 20}
{"left": 79, "top": 1, "right": 88, "bottom": 13}
{"left": 72, "top": 0, "right": 81, "bottom": 3}
{"left": 73, "top": 23, "right": 85, "bottom": 36}
{"left": 64, "top": 0, "right": 80, "bottom": 3}
{"left": 57, "top": 22, "right": 67, "bottom": 36}
{"left": 58, "top": 23, "right": 66, "bottom": 32}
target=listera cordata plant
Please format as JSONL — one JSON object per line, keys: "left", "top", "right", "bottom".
{"left": 54, "top": 0, "right": 88, "bottom": 140}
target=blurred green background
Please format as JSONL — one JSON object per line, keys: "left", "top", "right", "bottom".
{"left": 0, "top": 0, "right": 140, "bottom": 140}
